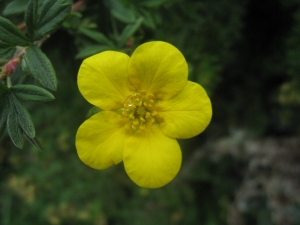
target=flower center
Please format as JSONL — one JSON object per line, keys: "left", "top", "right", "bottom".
{"left": 121, "top": 90, "right": 160, "bottom": 131}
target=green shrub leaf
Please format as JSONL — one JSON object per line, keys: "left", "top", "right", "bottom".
{"left": 0, "top": 16, "right": 30, "bottom": 46}
{"left": 0, "top": 94, "right": 9, "bottom": 137}
{"left": 78, "top": 27, "right": 115, "bottom": 47}
{"left": 22, "top": 45, "right": 57, "bottom": 90}
{"left": 0, "top": 82, "right": 9, "bottom": 95}
{"left": 24, "top": 134, "right": 43, "bottom": 151}
{"left": 11, "top": 84, "right": 55, "bottom": 102}
{"left": 9, "top": 93, "right": 35, "bottom": 139}
{"left": 7, "top": 96, "right": 24, "bottom": 148}
{"left": 33, "top": 0, "right": 72, "bottom": 40}
{"left": 118, "top": 18, "right": 143, "bottom": 47}
{"left": 0, "top": 42, "right": 16, "bottom": 60}
{"left": 25, "top": 0, "right": 39, "bottom": 39}
{"left": 105, "top": 0, "right": 136, "bottom": 23}
{"left": 3, "top": 0, "right": 29, "bottom": 16}
{"left": 75, "top": 45, "right": 113, "bottom": 59}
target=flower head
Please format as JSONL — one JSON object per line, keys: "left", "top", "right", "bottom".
{"left": 76, "top": 41, "right": 212, "bottom": 188}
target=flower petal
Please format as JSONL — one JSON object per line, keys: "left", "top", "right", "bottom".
{"left": 128, "top": 41, "right": 188, "bottom": 100}
{"left": 123, "top": 126, "right": 181, "bottom": 188}
{"left": 78, "top": 51, "right": 133, "bottom": 110}
{"left": 156, "top": 81, "right": 212, "bottom": 139}
{"left": 76, "top": 111, "right": 130, "bottom": 169}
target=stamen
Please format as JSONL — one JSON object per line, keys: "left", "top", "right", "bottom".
{"left": 120, "top": 91, "right": 159, "bottom": 131}
{"left": 148, "top": 118, "right": 155, "bottom": 124}
{"left": 148, "top": 99, "right": 154, "bottom": 104}
{"left": 155, "top": 113, "right": 161, "bottom": 118}
{"left": 133, "top": 119, "right": 139, "bottom": 125}
{"left": 151, "top": 111, "right": 157, "bottom": 116}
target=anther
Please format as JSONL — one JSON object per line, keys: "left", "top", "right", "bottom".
{"left": 131, "top": 124, "right": 137, "bottom": 130}
{"left": 149, "top": 118, "right": 155, "bottom": 123}
{"left": 148, "top": 94, "right": 154, "bottom": 99}
{"left": 141, "top": 90, "right": 146, "bottom": 95}
{"left": 133, "top": 119, "right": 139, "bottom": 125}
{"left": 130, "top": 114, "right": 135, "bottom": 119}
{"left": 148, "top": 99, "right": 154, "bottom": 104}
{"left": 151, "top": 111, "right": 157, "bottom": 116}
{"left": 145, "top": 112, "right": 150, "bottom": 118}
{"left": 155, "top": 113, "right": 161, "bottom": 118}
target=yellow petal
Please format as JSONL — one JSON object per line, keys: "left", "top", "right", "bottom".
{"left": 76, "top": 111, "right": 130, "bottom": 169}
{"left": 156, "top": 81, "right": 212, "bottom": 139}
{"left": 78, "top": 51, "right": 133, "bottom": 110}
{"left": 128, "top": 41, "right": 188, "bottom": 100}
{"left": 123, "top": 126, "right": 181, "bottom": 188}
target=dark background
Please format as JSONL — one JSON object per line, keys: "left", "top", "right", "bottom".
{"left": 1, "top": 0, "right": 300, "bottom": 224}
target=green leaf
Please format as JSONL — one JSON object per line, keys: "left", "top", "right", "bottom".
{"left": 0, "top": 94, "right": 9, "bottom": 137}
{"left": 7, "top": 96, "right": 24, "bottom": 148}
{"left": 3, "top": 0, "right": 29, "bottom": 16}
{"left": 0, "top": 42, "right": 16, "bottom": 60}
{"left": 118, "top": 18, "right": 143, "bottom": 47}
{"left": 24, "top": 134, "right": 43, "bottom": 151}
{"left": 33, "top": 0, "right": 72, "bottom": 40}
{"left": 105, "top": 0, "right": 136, "bottom": 23}
{"left": 0, "top": 81, "right": 9, "bottom": 95}
{"left": 11, "top": 84, "right": 55, "bottom": 102}
{"left": 25, "top": 0, "right": 39, "bottom": 39}
{"left": 139, "top": 8, "right": 156, "bottom": 29}
{"left": 139, "top": 0, "right": 167, "bottom": 7}
{"left": 0, "top": 16, "right": 30, "bottom": 46}
{"left": 9, "top": 93, "right": 35, "bottom": 138}
{"left": 75, "top": 45, "right": 113, "bottom": 59}
{"left": 78, "top": 27, "right": 115, "bottom": 47}
{"left": 86, "top": 106, "right": 101, "bottom": 118}
{"left": 22, "top": 45, "right": 57, "bottom": 90}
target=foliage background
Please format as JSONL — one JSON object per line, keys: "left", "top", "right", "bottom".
{"left": 1, "top": 0, "right": 300, "bottom": 224}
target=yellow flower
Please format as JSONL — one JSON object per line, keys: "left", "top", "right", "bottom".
{"left": 76, "top": 41, "right": 212, "bottom": 188}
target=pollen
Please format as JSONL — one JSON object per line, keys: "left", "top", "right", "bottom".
{"left": 121, "top": 90, "right": 161, "bottom": 131}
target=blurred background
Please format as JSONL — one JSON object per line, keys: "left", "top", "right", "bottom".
{"left": 1, "top": 0, "right": 300, "bottom": 224}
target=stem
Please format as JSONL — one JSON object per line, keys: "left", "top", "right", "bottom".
{"left": 6, "top": 77, "right": 12, "bottom": 88}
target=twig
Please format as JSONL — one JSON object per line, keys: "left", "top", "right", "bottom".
{"left": 1, "top": 0, "right": 88, "bottom": 81}
{"left": 17, "top": 0, "right": 88, "bottom": 31}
